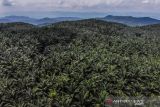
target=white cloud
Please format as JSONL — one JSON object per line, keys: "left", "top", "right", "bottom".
{"left": 1, "top": 0, "right": 160, "bottom": 15}
{"left": 142, "top": 0, "right": 150, "bottom": 3}
{"left": 2, "top": 0, "right": 15, "bottom": 6}
{"left": 3, "top": 0, "right": 124, "bottom": 9}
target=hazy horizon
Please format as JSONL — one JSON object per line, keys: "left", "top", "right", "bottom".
{"left": 0, "top": 11, "right": 160, "bottom": 20}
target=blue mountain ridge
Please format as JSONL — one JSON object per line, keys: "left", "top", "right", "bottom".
{"left": 0, "top": 15, "right": 160, "bottom": 26}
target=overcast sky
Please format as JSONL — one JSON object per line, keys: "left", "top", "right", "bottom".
{"left": 0, "top": 0, "right": 160, "bottom": 18}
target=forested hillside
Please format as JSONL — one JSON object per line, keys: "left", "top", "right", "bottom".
{"left": 0, "top": 19, "right": 160, "bottom": 107}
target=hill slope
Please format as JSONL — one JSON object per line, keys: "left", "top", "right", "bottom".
{"left": 0, "top": 20, "right": 160, "bottom": 107}
{"left": 0, "top": 22, "right": 36, "bottom": 31}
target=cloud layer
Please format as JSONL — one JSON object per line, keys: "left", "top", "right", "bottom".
{"left": 2, "top": 0, "right": 15, "bottom": 6}
{"left": 0, "top": 0, "right": 160, "bottom": 17}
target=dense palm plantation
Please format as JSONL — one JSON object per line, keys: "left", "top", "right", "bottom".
{"left": 0, "top": 20, "right": 160, "bottom": 107}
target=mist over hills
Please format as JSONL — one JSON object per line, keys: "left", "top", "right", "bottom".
{"left": 0, "top": 15, "right": 160, "bottom": 26}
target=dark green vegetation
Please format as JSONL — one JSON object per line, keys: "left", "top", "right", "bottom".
{"left": 0, "top": 20, "right": 160, "bottom": 107}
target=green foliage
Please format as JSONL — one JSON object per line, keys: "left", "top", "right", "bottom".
{"left": 49, "top": 89, "right": 57, "bottom": 98}
{"left": 0, "top": 20, "right": 160, "bottom": 107}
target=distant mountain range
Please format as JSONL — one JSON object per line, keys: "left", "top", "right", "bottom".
{"left": 99, "top": 15, "right": 160, "bottom": 26}
{"left": 0, "top": 16, "right": 82, "bottom": 26}
{"left": 0, "top": 15, "right": 160, "bottom": 26}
